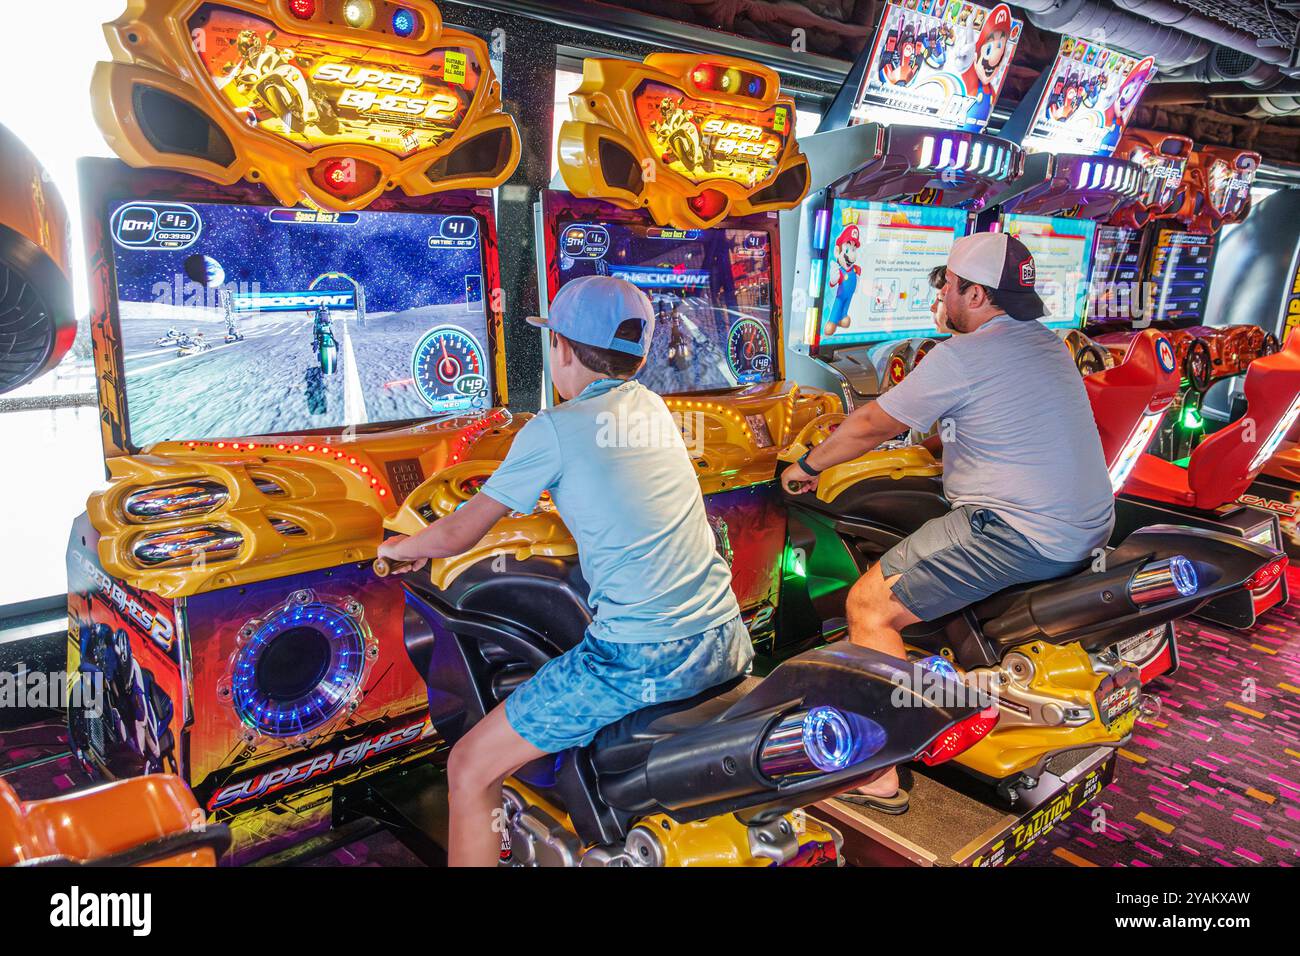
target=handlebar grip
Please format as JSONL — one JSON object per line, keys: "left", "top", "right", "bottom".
{"left": 373, "top": 557, "right": 391, "bottom": 578}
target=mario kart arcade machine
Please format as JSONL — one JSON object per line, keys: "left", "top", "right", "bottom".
{"left": 770, "top": 8, "right": 1279, "bottom": 863}
{"left": 783, "top": 0, "right": 1025, "bottom": 411}
{"left": 1203, "top": 186, "right": 1300, "bottom": 560}
{"left": 1100, "top": 148, "right": 1297, "bottom": 626}
{"left": 65, "top": 0, "right": 524, "bottom": 865}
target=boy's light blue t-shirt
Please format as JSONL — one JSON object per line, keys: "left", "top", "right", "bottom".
{"left": 480, "top": 378, "right": 740, "bottom": 644}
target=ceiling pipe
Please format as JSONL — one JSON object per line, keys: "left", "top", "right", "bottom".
{"left": 1016, "top": 0, "right": 1298, "bottom": 74}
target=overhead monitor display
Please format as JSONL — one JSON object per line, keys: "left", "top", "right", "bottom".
{"left": 850, "top": 1, "right": 1022, "bottom": 133}
{"left": 553, "top": 221, "right": 777, "bottom": 395}
{"left": 999, "top": 213, "right": 1097, "bottom": 329}
{"left": 107, "top": 200, "right": 492, "bottom": 446}
{"left": 1019, "top": 36, "right": 1155, "bottom": 157}
{"left": 816, "top": 199, "right": 968, "bottom": 348}
{"left": 1150, "top": 228, "right": 1216, "bottom": 326}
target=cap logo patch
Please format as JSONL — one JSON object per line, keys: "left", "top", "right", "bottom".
{"left": 1020, "top": 259, "right": 1036, "bottom": 287}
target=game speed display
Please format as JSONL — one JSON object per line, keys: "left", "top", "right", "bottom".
{"left": 817, "top": 199, "right": 967, "bottom": 347}
{"left": 107, "top": 200, "right": 492, "bottom": 445}
{"left": 554, "top": 220, "right": 777, "bottom": 394}
{"left": 999, "top": 213, "right": 1097, "bottom": 329}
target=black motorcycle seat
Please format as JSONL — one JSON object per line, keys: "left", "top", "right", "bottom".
{"left": 590, "top": 674, "right": 762, "bottom": 774}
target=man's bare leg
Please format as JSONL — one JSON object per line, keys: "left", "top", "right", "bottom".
{"left": 446, "top": 703, "right": 546, "bottom": 866}
{"left": 843, "top": 562, "right": 921, "bottom": 798}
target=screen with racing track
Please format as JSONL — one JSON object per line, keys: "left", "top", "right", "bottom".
{"left": 553, "top": 220, "right": 778, "bottom": 395}
{"left": 105, "top": 200, "right": 494, "bottom": 446}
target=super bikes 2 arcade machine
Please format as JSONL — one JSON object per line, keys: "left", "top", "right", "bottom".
{"left": 537, "top": 53, "right": 841, "bottom": 659}
{"left": 65, "top": 0, "right": 524, "bottom": 865}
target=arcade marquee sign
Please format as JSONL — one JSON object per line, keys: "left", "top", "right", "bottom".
{"left": 557, "top": 53, "right": 810, "bottom": 228}
{"left": 91, "top": 0, "right": 519, "bottom": 210}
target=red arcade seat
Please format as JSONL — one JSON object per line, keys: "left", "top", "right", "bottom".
{"left": 1123, "top": 330, "right": 1300, "bottom": 511}
{"left": 1083, "top": 330, "right": 1181, "bottom": 489}
{"left": 1, "top": 775, "right": 227, "bottom": 866}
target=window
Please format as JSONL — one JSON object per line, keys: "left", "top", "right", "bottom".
{"left": 1, "top": 4, "right": 118, "bottom": 605}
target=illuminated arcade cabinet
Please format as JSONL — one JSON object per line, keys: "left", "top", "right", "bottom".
{"left": 783, "top": 0, "right": 1025, "bottom": 410}
{"left": 66, "top": 0, "right": 524, "bottom": 864}
{"left": 1208, "top": 187, "right": 1300, "bottom": 558}
{"left": 537, "top": 52, "right": 842, "bottom": 657}
{"left": 785, "top": 124, "right": 1020, "bottom": 410}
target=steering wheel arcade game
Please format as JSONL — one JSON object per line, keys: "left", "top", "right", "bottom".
{"left": 66, "top": 0, "right": 523, "bottom": 865}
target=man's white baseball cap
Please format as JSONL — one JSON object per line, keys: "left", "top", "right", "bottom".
{"left": 946, "top": 232, "right": 1048, "bottom": 321}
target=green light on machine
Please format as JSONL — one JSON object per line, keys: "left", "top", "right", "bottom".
{"left": 783, "top": 545, "right": 807, "bottom": 579}
{"left": 1182, "top": 406, "right": 1204, "bottom": 430}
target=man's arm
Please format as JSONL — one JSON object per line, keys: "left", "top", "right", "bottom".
{"left": 781, "top": 400, "right": 909, "bottom": 493}
{"left": 377, "top": 493, "right": 512, "bottom": 572}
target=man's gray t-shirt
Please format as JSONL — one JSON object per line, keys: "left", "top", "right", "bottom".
{"left": 875, "top": 315, "right": 1115, "bottom": 562}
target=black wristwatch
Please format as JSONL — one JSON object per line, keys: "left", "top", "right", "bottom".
{"left": 796, "top": 451, "right": 823, "bottom": 476}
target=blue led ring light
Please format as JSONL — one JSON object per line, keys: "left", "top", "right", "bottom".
{"left": 223, "top": 590, "right": 374, "bottom": 740}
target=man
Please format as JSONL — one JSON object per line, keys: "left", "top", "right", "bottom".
{"left": 781, "top": 233, "right": 1115, "bottom": 812}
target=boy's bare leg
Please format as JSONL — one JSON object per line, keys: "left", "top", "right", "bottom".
{"left": 844, "top": 562, "right": 921, "bottom": 798}
{"left": 446, "top": 703, "right": 547, "bottom": 867}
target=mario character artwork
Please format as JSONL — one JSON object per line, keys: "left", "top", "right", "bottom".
{"left": 1099, "top": 57, "right": 1156, "bottom": 152}
{"left": 825, "top": 224, "right": 862, "bottom": 337}
{"left": 961, "top": 3, "right": 1013, "bottom": 130}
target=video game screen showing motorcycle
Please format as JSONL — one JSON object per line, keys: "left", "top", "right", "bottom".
{"left": 106, "top": 200, "right": 493, "bottom": 446}
{"left": 554, "top": 220, "right": 777, "bottom": 395}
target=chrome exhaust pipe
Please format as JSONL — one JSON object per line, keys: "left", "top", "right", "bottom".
{"left": 1127, "top": 555, "right": 1198, "bottom": 605}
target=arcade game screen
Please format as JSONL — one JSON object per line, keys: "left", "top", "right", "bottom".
{"left": 1087, "top": 224, "right": 1144, "bottom": 322}
{"left": 1149, "top": 228, "right": 1216, "bottom": 326}
{"left": 107, "top": 200, "right": 493, "bottom": 446}
{"left": 999, "top": 213, "right": 1097, "bottom": 329}
{"left": 816, "top": 199, "right": 968, "bottom": 348}
{"left": 554, "top": 220, "right": 777, "bottom": 394}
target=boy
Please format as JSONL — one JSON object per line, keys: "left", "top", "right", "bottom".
{"left": 378, "top": 275, "right": 752, "bottom": 866}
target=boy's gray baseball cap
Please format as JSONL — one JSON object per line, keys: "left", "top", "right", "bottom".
{"left": 527, "top": 275, "right": 655, "bottom": 357}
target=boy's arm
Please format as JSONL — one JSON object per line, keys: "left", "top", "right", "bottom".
{"left": 378, "top": 493, "right": 512, "bottom": 568}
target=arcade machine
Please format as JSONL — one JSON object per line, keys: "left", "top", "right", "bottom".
{"left": 1084, "top": 128, "right": 1196, "bottom": 377}
{"left": 1205, "top": 187, "right": 1300, "bottom": 559}
{"left": 1095, "top": 146, "right": 1299, "bottom": 625}
{"left": 530, "top": 41, "right": 1139, "bottom": 867}
{"left": 65, "top": 0, "right": 526, "bottom": 865}
{"left": 538, "top": 52, "right": 840, "bottom": 657}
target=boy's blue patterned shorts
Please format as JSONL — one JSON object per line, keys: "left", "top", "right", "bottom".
{"left": 504, "top": 616, "right": 754, "bottom": 754}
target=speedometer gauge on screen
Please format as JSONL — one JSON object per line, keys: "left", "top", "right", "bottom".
{"left": 411, "top": 325, "right": 489, "bottom": 413}
{"left": 726, "top": 317, "right": 773, "bottom": 383}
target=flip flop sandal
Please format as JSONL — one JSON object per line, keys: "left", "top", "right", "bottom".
{"left": 834, "top": 789, "right": 910, "bottom": 815}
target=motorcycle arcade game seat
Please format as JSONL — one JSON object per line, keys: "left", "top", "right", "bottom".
{"left": 1115, "top": 330, "right": 1300, "bottom": 624}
